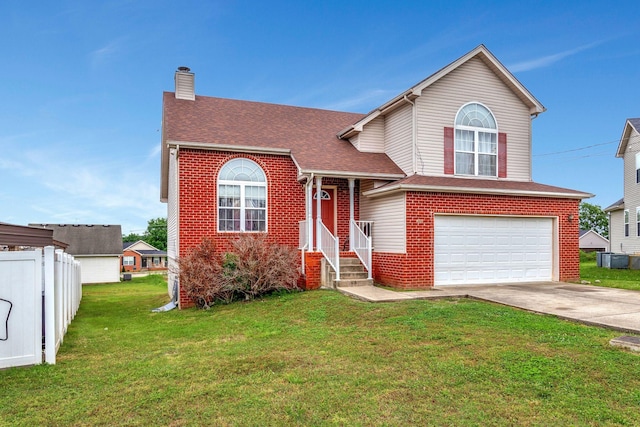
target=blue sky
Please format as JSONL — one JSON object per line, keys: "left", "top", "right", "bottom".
{"left": 1, "top": 1, "right": 639, "bottom": 234}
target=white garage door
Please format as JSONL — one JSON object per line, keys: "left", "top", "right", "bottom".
{"left": 434, "top": 216, "right": 554, "bottom": 286}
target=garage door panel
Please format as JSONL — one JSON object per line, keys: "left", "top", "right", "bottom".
{"left": 435, "top": 216, "right": 554, "bottom": 285}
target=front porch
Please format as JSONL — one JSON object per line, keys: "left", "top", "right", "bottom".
{"left": 297, "top": 176, "right": 373, "bottom": 289}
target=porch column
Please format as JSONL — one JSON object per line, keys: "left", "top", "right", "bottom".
{"left": 307, "top": 177, "right": 314, "bottom": 251}
{"left": 315, "top": 175, "right": 322, "bottom": 250}
{"left": 348, "top": 178, "right": 355, "bottom": 251}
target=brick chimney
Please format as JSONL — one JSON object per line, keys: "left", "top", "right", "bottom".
{"left": 174, "top": 66, "right": 195, "bottom": 100}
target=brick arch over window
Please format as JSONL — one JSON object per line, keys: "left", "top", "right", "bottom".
{"left": 444, "top": 102, "right": 507, "bottom": 178}
{"left": 217, "top": 157, "right": 267, "bottom": 232}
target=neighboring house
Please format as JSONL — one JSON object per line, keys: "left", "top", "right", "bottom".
{"left": 579, "top": 229, "right": 609, "bottom": 253}
{"left": 29, "top": 224, "right": 122, "bottom": 284}
{"left": 160, "top": 45, "right": 591, "bottom": 308}
{"left": 122, "top": 240, "right": 168, "bottom": 272}
{"left": 606, "top": 118, "right": 640, "bottom": 254}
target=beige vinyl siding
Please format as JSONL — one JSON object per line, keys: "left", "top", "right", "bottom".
{"left": 609, "top": 209, "right": 625, "bottom": 253}
{"left": 357, "top": 116, "right": 385, "bottom": 152}
{"left": 619, "top": 128, "right": 640, "bottom": 253}
{"left": 359, "top": 180, "right": 406, "bottom": 253}
{"left": 415, "top": 57, "right": 532, "bottom": 180}
{"left": 167, "top": 148, "right": 179, "bottom": 297}
{"left": 384, "top": 103, "right": 413, "bottom": 174}
{"left": 348, "top": 134, "right": 360, "bottom": 149}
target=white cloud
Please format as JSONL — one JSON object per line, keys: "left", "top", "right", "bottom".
{"left": 90, "top": 37, "right": 127, "bottom": 67}
{"left": 508, "top": 41, "right": 603, "bottom": 72}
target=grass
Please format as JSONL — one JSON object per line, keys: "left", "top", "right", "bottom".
{"left": 581, "top": 258, "right": 640, "bottom": 291}
{"left": 3, "top": 275, "right": 640, "bottom": 426}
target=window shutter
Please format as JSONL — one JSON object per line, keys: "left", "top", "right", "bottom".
{"left": 444, "top": 127, "right": 454, "bottom": 175}
{"left": 498, "top": 132, "right": 507, "bottom": 178}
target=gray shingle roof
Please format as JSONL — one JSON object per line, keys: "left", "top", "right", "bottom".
{"left": 28, "top": 224, "right": 122, "bottom": 256}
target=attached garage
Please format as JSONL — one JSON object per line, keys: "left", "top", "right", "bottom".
{"left": 434, "top": 215, "right": 556, "bottom": 285}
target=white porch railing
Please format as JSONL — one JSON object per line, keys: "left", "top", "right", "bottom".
{"left": 351, "top": 220, "right": 373, "bottom": 279}
{"left": 298, "top": 220, "right": 308, "bottom": 275}
{"left": 318, "top": 220, "right": 340, "bottom": 281}
{"left": 298, "top": 220, "right": 308, "bottom": 250}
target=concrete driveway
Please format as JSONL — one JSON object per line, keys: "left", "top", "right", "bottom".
{"left": 338, "top": 282, "right": 640, "bottom": 334}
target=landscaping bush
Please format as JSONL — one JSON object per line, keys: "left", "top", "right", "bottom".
{"left": 177, "top": 238, "right": 233, "bottom": 308}
{"left": 177, "top": 235, "right": 299, "bottom": 308}
{"left": 224, "top": 234, "right": 300, "bottom": 300}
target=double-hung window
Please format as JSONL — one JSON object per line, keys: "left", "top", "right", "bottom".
{"left": 455, "top": 103, "right": 498, "bottom": 177}
{"left": 123, "top": 256, "right": 135, "bottom": 266}
{"left": 636, "top": 208, "right": 640, "bottom": 237}
{"left": 636, "top": 153, "right": 640, "bottom": 183}
{"left": 218, "top": 158, "right": 267, "bottom": 232}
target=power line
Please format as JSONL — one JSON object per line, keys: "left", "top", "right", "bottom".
{"left": 533, "top": 140, "right": 618, "bottom": 157}
{"left": 533, "top": 134, "right": 640, "bottom": 158}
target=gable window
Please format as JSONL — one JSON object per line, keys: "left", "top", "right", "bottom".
{"left": 624, "top": 209, "right": 630, "bottom": 237}
{"left": 636, "top": 153, "right": 640, "bottom": 183}
{"left": 454, "top": 103, "right": 498, "bottom": 177}
{"left": 218, "top": 158, "right": 267, "bottom": 232}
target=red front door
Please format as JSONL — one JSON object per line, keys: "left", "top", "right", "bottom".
{"left": 312, "top": 188, "right": 336, "bottom": 235}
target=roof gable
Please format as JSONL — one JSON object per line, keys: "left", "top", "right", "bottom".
{"left": 29, "top": 224, "right": 122, "bottom": 256}
{"left": 616, "top": 118, "right": 640, "bottom": 157}
{"left": 338, "top": 45, "right": 546, "bottom": 139}
{"left": 124, "top": 240, "right": 159, "bottom": 251}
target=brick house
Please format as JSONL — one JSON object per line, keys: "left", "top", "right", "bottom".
{"left": 160, "top": 45, "right": 591, "bottom": 308}
{"left": 121, "top": 240, "right": 168, "bottom": 273}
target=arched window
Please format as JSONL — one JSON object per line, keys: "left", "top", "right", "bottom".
{"left": 454, "top": 103, "right": 498, "bottom": 176}
{"left": 218, "top": 158, "right": 267, "bottom": 232}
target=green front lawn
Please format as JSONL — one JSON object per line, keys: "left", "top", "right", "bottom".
{"left": 2, "top": 275, "right": 640, "bottom": 426}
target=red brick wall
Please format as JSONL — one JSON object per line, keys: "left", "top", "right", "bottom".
{"left": 373, "top": 192, "right": 580, "bottom": 289}
{"left": 122, "top": 250, "right": 142, "bottom": 272}
{"left": 178, "top": 150, "right": 311, "bottom": 306}
{"left": 178, "top": 150, "right": 305, "bottom": 255}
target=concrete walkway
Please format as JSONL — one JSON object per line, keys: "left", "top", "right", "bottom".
{"left": 337, "top": 282, "right": 640, "bottom": 334}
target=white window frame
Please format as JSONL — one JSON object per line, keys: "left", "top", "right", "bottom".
{"left": 217, "top": 158, "right": 267, "bottom": 233}
{"left": 636, "top": 208, "right": 640, "bottom": 237}
{"left": 625, "top": 209, "right": 630, "bottom": 237}
{"left": 454, "top": 102, "right": 498, "bottom": 177}
{"left": 123, "top": 256, "right": 135, "bottom": 266}
{"left": 635, "top": 153, "right": 640, "bottom": 183}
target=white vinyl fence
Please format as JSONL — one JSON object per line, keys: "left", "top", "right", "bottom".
{"left": 0, "top": 246, "right": 81, "bottom": 369}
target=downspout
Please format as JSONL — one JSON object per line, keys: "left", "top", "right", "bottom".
{"left": 307, "top": 173, "right": 314, "bottom": 252}
{"left": 404, "top": 95, "right": 417, "bottom": 174}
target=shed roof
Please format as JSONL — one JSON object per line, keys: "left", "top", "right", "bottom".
{"left": 0, "top": 222, "right": 68, "bottom": 249}
{"left": 28, "top": 224, "right": 122, "bottom": 256}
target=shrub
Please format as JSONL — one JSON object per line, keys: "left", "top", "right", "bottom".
{"left": 177, "top": 238, "right": 233, "bottom": 309}
{"left": 225, "top": 234, "right": 300, "bottom": 300}
{"left": 177, "top": 235, "right": 300, "bottom": 308}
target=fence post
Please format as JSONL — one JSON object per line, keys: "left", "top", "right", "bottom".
{"left": 43, "top": 246, "right": 56, "bottom": 364}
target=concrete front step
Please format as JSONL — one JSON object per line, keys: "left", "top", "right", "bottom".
{"left": 336, "top": 278, "right": 374, "bottom": 287}
{"left": 331, "top": 257, "right": 371, "bottom": 287}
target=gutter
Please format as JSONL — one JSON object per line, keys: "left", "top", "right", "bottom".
{"left": 167, "top": 140, "right": 291, "bottom": 156}
{"left": 362, "top": 182, "right": 594, "bottom": 200}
